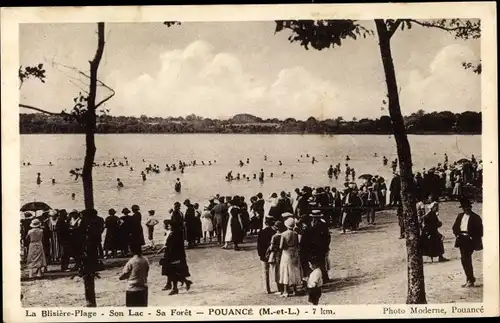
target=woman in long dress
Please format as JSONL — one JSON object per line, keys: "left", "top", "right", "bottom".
{"left": 223, "top": 197, "right": 244, "bottom": 250}
{"left": 26, "top": 219, "right": 47, "bottom": 278}
{"left": 279, "top": 218, "right": 302, "bottom": 297}
{"left": 158, "top": 219, "right": 192, "bottom": 295}
{"left": 421, "top": 202, "right": 449, "bottom": 262}
{"left": 267, "top": 221, "right": 285, "bottom": 295}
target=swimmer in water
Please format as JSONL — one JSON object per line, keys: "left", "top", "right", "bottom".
{"left": 130, "top": 167, "right": 134, "bottom": 171}
{"left": 279, "top": 160, "right": 282, "bottom": 166}
{"left": 270, "top": 172, "right": 274, "bottom": 178}
{"left": 175, "top": 178, "right": 182, "bottom": 192}
{"left": 36, "top": 173, "right": 42, "bottom": 185}
{"left": 71, "top": 193, "right": 76, "bottom": 200}
{"left": 117, "top": 178, "right": 124, "bottom": 188}
{"left": 51, "top": 178, "right": 56, "bottom": 185}
{"left": 49, "top": 162, "right": 53, "bottom": 166}
{"left": 141, "top": 171, "right": 147, "bottom": 181}
{"left": 291, "top": 174, "right": 294, "bottom": 179}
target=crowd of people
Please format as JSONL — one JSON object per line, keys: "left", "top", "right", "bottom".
{"left": 21, "top": 153, "right": 483, "bottom": 306}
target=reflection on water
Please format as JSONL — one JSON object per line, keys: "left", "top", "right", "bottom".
{"left": 21, "top": 134, "right": 481, "bottom": 216}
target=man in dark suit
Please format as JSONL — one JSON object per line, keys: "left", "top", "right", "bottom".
{"left": 309, "top": 210, "right": 331, "bottom": 282}
{"left": 452, "top": 197, "right": 483, "bottom": 287}
{"left": 257, "top": 218, "right": 275, "bottom": 294}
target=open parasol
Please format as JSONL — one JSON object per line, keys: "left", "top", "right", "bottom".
{"left": 358, "top": 174, "right": 373, "bottom": 180}
{"left": 456, "top": 158, "right": 470, "bottom": 164}
{"left": 20, "top": 201, "right": 51, "bottom": 213}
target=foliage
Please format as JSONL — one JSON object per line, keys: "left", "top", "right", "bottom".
{"left": 19, "top": 110, "right": 481, "bottom": 135}
{"left": 19, "top": 64, "right": 46, "bottom": 87}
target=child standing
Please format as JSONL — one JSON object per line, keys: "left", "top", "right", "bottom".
{"left": 145, "top": 210, "right": 159, "bottom": 249}
{"left": 119, "top": 244, "right": 150, "bottom": 307}
{"left": 307, "top": 258, "right": 323, "bottom": 305}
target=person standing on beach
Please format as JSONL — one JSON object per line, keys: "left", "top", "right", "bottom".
{"left": 257, "top": 217, "right": 276, "bottom": 294}
{"left": 211, "top": 198, "right": 224, "bottom": 245}
{"left": 118, "top": 208, "right": 132, "bottom": 257}
{"left": 183, "top": 200, "right": 198, "bottom": 248}
{"left": 389, "top": 173, "right": 401, "bottom": 206}
{"left": 26, "top": 218, "right": 47, "bottom": 278}
{"left": 158, "top": 219, "right": 193, "bottom": 295}
{"left": 130, "top": 205, "right": 145, "bottom": 249}
{"left": 36, "top": 173, "right": 42, "bottom": 185}
{"left": 279, "top": 218, "right": 302, "bottom": 297}
{"left": 421, "top": 202, "right": 449, "bottom": 262}
{"left": 47, "top": 209, "right": 62, "bottom": 264}
{"left": 267, "top": 220, "right": 285, "bottom": 295}
{"left": 104, "top": 209, "right": 120, "bottom": 258}
{"left": 306, "top": 258, "right": 323, "bottom": 305}
{"left": 145, "top": 210, "right": 159, "bottom": 249}
{"left": 119, "top": 244, "right": 149, "bottom": 307}
{"left": 309, "top": 210, "right": 331, "bottom": 283}
{"left": 452, "top": 198, "right": 483, "bottom": 287}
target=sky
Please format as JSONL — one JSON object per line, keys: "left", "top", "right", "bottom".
{"left": 19, "top": 21, "right": 481, "bottom": 120}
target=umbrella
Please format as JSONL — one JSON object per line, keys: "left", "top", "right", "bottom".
{"left": 20, "top": 202, "right": 51, "bottom": 213}
{"left": 456, "top": 158, "right": 470, "bottom": 164}
{"left": 358, "top": 174, "right": 372, "bottom": 180}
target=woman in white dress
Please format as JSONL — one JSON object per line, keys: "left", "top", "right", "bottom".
{"left": 279, "top": 218, "right": 302, "bottom": 297}
{"left": 26, "top": 219, "right": 47, "bottom": 278}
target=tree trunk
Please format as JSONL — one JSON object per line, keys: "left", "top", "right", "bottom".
{"left": 375, "top": 19, "right": 426, "bottom": 304}
{"left": 81, "top": 22, "right": 105, "bottom": 308}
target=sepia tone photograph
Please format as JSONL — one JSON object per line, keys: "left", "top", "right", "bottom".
{"left": 2, "top": 4, "right": 497, "bottom": 316}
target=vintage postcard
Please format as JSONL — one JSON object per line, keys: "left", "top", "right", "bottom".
{"left": 1, "top": 3, "right": 498, "bottom": 322}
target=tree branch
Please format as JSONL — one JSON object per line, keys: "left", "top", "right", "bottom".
{"left": 95, "top": 89, "right": 115, "bottom": 109}
{"left": 387, "top": 19, "right": 402, "bottom": 39}
{"left": 407, "top": 19, "right": 480, "bottom": 38}
{"left": 19, "top": 104, "right": 68, "bottom": 117}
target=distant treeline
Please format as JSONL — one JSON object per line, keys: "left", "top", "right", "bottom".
{"left": 19, "top": 110, "right": 481, "bottom": 135}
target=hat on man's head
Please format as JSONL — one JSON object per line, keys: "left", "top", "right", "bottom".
{"left": 131, "top": 204, "right": 140, "bottom": 211}
{"left": 108, "top": 208, "right": 116, "bottom": 215}
{"left": 184, "top": 199, "right": 191, "bottom": 205}
{"left": 148, "top": 210, "right": 155, "bottom": 215}
{"left": 282, "top": 212, "right": 294, "bottom": 219}
{"left": 122, "top": 207, "right": 131, "bottom": 214}
{"left": 459, "top": 197, "right": 473, "bottom": 209}
{"left": 310, "top": 209, "right": 323, "bottom": 218}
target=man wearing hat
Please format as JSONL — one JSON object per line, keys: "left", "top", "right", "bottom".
{"left": 309, "top": 210, "right": 331, "bottom": 282}
{"left": 452, "top": 198, "right": 483, "bottom": 287}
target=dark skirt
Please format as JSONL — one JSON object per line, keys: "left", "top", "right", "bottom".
{"left": 421, "top": 231, "right": 445, "bottom": 257}
{"left": 161, "top": 260, "right": 191, "bottom": 281}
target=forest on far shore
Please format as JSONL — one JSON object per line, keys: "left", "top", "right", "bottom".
{"left": 19, "top": 110, "right": 481, "bottom": 135}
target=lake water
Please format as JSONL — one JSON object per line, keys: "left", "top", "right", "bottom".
{"left": 21, "top": 134, "right": 481, "bottom": 217}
